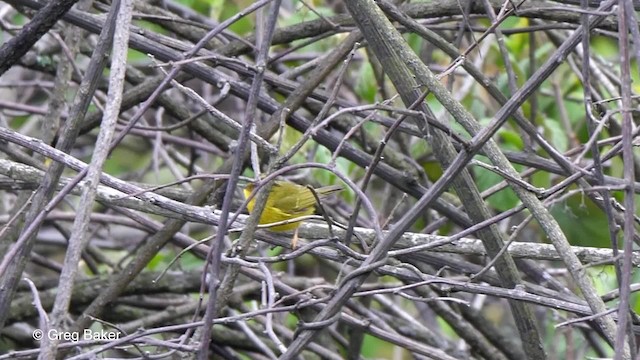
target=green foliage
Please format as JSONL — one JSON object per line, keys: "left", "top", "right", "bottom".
{"left": 502, "top": 18, "right": 529, "bottom": 58}
{"left": 498, "top": 128, "right": 524, "bottom": 150}
{"left": 127, "top": 48, "right": 149, "bottom": 64}
{"left": 148, "top": 248, "right": 204, "bottom": 272}
{"left": 472, "top": 155, "right": 520, "bottom": 212}
{"left": 542, "top": 117, "right": 569, "bottom": 153}
{"left": 147, "top": 252, "right": 167, "bottom": 270}
{"left": 422, "top": 160, "right": 443, "bottom": 183}
{"left": 215, "top": 0, "right": 254, "bottom": 35}
{"left": 355, "top": 62, "right": 378, "bottom": 103}
{"left": 359, "top": 334, "right": 397, "bottom": 358}
{"left": 175, "top": 0, "right": 219, "bottom": 15}
{"left": 591, "top": 35, "right": 619, "bottom": 62}
{"left": 103, "top": 145, "right": 149, "bottom": 174}
{"left": 0, "top": 13, "right": 25, "bottom": 45}
{"left": 8, "top": 114, "right": 30, "bottom": 129}
{"left": 282, "top": 1, "right": 335, "bottom": 26}
{"left": 550, "top": 193, "right": 616, "bottom": 248}
{"left": 35, "top": 54, "right": 54, "bottom": 68}
{"left": 406, "top": 33, "right": 424, "bottom": 55}
{"left": 530, "top": 170, "right": 551, "bottom": 190}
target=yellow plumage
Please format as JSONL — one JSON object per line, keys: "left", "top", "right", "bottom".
{"left": 243, "top": 181, "right": 343, "bottom": 231}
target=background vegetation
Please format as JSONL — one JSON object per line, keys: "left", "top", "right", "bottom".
{"left": 0, "top": 0, "right": 638, "bottom": 358}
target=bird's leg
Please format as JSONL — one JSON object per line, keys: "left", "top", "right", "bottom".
{"left": 291, "top": 227, "right": 300, "bottom": 249}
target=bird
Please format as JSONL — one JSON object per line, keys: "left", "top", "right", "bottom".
{"left": 243, "top": 180, "right": 343, "bottom": 232}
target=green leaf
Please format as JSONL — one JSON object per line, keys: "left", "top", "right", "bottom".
{"left": 542, "top": 117, "right": 568, "bottom": 153}
{"left": 354, "top": 62, "right": 377, "bottom": 103}
{"left": 472, "top": 156, "right": 520, "bottom": 212}
{"left": 498, "top": 129, "right": 524, "bottom": 150}
{"left": 550, "top": 193, "right": 612, "bottom": 247}
{"left": 216, "top": 0, "right": 254, "bottom": 35}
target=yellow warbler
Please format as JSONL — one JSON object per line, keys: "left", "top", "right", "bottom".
{"left": 243, "top": 181, "right": 343, "bottom": 231}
